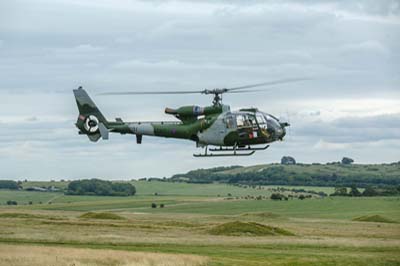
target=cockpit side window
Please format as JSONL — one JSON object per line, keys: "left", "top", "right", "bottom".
{"left": 236, "top": 114, "right": 254, "bottom": 128}
{"left": 256, "top": 114, "right": 266, "bottom": 125}
{"left": 225, "top": 114, "right": 235, "bottom": 128}
{"left": 236, "top": 114, "right": 245, "bottom": 127}
{"left": 256, "top": 114, "right": 267, "bottom": 130}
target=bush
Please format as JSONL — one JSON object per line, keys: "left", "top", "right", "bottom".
{"left": 151, "top": 203, "right": 157, "bottom": 208}
{"left": 281, "top": 156, "right": 296, "bottom": 165}
{"left": 6, "top": 200, "right": 17, "bottom": 205}
{"left": 270, "top": 193, "right": 284, "bottom": 200}
{"left": 342, "top": 157, "right": 354, "bottom": 165}
{"left": 160, "top": 204, "right": 165, "bottom": 208}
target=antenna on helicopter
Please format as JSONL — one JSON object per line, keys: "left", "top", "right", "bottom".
{"left": 99, "top": 77, "right": 310, "bottom": 106}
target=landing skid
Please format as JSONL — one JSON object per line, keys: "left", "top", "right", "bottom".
{"left": 193, "top": 144, "right": 269, "bottom": 157}
{"left": 209, "top": 145, "right": 270, "bottom": 152}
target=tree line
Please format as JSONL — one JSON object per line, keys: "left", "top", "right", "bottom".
{"left": 0, "top": 180, "right": 19, "bottom": 190}
{"left": 331, "top": 185, "right": 400, "bottom": 197}
{"left": 170, "top": 163, "right": 400, "bottom": 189}
{"left": 66, "top": 179, "right": 136, "bottom": 196}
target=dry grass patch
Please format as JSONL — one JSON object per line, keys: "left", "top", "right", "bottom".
{"left": 352, "top": 215, "right": 396, "bottom": 223}
{"left": 208, "top": 221, "right": 294, "bottom": 236}
{"left": 0, "top": 244, "right": 208, "bottom": 266}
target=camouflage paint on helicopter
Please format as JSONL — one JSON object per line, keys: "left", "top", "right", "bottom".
{"left": 74, "top": 84, "right": 292, "bottom": 157}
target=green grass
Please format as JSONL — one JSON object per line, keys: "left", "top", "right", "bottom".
{"left": 137, "top": 197, "right": 400, "bottom": 221}
{"left": 31, "top": 197, "right": 180, "bottom": 211}
{"left": 2, "top": 188, "right": 399, "bottom": 223}
{"left": 132, "top": 181, "right": 277, "bottom": 197}
{"left": 208, "top": 221, "right": 294, "bottom": 236}
{"left": 79, "top": 212, "right": 125, "bottom": 220}
{"left": 0, "top": 190, "right": 60, "bottom": 205}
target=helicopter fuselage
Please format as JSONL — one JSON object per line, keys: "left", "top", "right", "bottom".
{"left": 74, "top": 87, "right": 289, "bottom": 157}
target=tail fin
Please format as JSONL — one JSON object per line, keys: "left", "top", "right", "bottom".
{"left": 73, "top": 86, "right": 109, "bottom": 142}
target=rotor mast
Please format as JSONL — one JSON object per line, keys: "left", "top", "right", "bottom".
{"left": 202, "top": 88, "right": 228, "bottom": 106}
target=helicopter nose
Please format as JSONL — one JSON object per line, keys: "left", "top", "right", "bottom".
{"left": 280, "top": 128, "right": 286, "bottom": 140}
{"left": 276, "top": 127, "right": 285, "bottom": 140}
{"left": 278, "top": 122, "right": 289, "bottom": 140}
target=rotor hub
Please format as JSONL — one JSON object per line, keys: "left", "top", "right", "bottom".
{"left": 202, "top": 88, "right": 228, "bottom": 105}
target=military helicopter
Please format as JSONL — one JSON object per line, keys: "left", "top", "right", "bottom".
{"left": 73, "top": 78, "right": 305, "bottom": 157}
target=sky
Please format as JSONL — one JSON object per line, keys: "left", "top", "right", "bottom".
{"left": 0, "top": 0, "right": 399, "bottom": 180}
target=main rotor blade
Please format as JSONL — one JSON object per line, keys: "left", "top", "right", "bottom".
{"left": 99, "top": 90, "right": 202, "bottom": 96}
{"left": 227, "top": 77, "right": 311, "bottom": 91}
{"left": 98, "top": 77, "right": 310, "bottom": 96}
{"left": 227, "top": 89, "right": 261, "bottom": 93}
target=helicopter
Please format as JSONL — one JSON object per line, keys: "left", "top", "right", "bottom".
{"left": 73, "top": 78, "right": 305, "bottom": 157}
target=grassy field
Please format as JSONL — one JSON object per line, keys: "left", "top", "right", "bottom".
{"left": 0, "top": 181, "right": 399, "bottom": 266}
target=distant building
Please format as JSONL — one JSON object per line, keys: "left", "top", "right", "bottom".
{"left": 25, "top": 186, "right": 47, "bottom": 192}
{"left": 25, "top": 186, "right": 60, "bottom": 192}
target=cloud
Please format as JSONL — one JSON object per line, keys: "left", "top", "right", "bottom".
{"left": 314, "top": 139, "right": 350, "bottom": 150}
{"left": 294, "top": 113, "right": 400, "bottom": 143}
{"left": 340, "top": 40, "right": 390, "bottom": 55}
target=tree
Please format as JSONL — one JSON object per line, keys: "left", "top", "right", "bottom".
{"left": 349, "top": 185, "right": 361, "bottom": 197}
{"left": 151, "top": 203, "right": 157, "bottom": 208}
{"left": 362, "top": 186, "right": 377, "bottom": 197}
{"left": 332, "top": 187, "right": 347, "bottom": 196}
{"left": 341, "top": 157, "right": 354, "bottom": 165}
{"left": 281, "top": 156, "right": 296, "bottom": 165}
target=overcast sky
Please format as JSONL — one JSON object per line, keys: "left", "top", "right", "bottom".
{"left": 0, "top": 0, "right": 399, "bottom": 180}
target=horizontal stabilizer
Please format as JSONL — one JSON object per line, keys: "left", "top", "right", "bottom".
{"left": 99, "top": 122, "right": 109, "bottom": 140}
